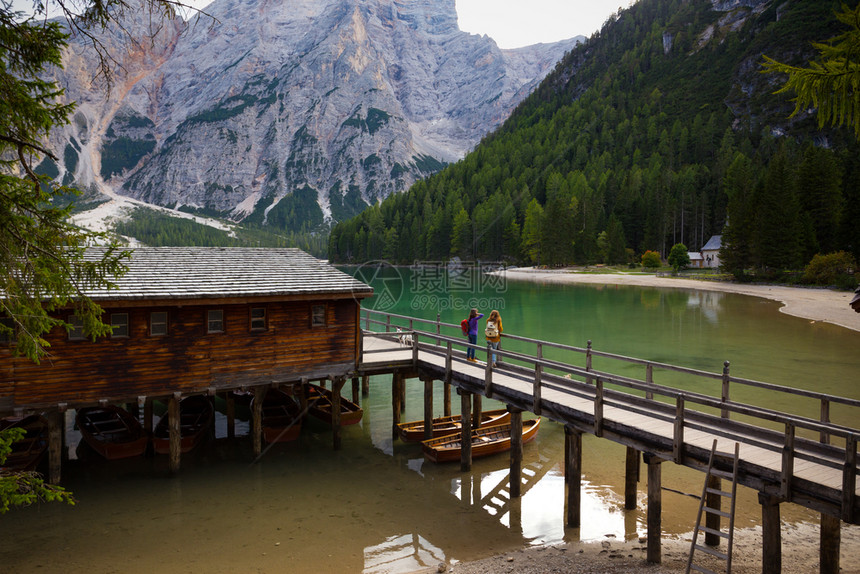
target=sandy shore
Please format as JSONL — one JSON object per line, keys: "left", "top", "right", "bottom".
{"left": 498, "top": 267, "right": 860, "bottom": 333}
{"left": 415, "top": 522, "right": 860, "bottom": 574}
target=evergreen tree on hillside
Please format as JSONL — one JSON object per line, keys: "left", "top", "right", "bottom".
{"left": 755, "top": 148, "right": 802, "bottom": 270}
{"left": 721, "top": 154, "right": 758, "bottom": 274}
{"left": 797, "top": 145, "right": 843, "bottom": 255}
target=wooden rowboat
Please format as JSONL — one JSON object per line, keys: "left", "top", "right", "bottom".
{"left": 306, "top": 384, "right": 363, "bottom": 426}
{"left": 397, "top": 409, "right": 511, "bottom": 442}
{"left": 255, "top": 388, "right": 303, "bottom": 443}
{"left": 76, "top": 405, "right": 149, "bottom": 460}
{"left": 421, "top": 418, "right": 541, "bottom": 463}
{"left": 0, "top": 414, "right": 49, "bottom": 471}
{"left": 153, "top": 395, "right": 214, "bottom": 455}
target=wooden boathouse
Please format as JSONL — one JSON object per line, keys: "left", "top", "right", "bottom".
{"left": 357, "top": 309, "right": 860, "bottom": 574}
{"left": 0, "top": 247, "right": 373, "bottom": 475}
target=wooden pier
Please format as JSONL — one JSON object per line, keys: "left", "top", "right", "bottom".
{"left": 357, "top": 309, "right": 860, "bottom": 574}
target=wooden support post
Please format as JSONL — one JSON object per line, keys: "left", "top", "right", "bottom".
{"left": 673, "top": 394, "right": 685, "bottom": 463}
{"left": 352, "top": 377, "right": 360, "bottom": 404}
{"left": 594, "top": 378, "right": 604, "bottom": 437}
{"left": 423, "top": 378, "right": 434, "bottom": 441}
{"left": 400, "top": 374, "right": 406, "bottom": 413}
{"left": 299, "top": 378, "right": 309, "bottom": 413}
{"left": 820, "top": 398, "right": 831, "bottom": 444}
{"left": 460, "top": 390, "right": 472, "bottom": 472}
{"left": 252, "top": 386, "right": 267, "bottom": 457}
{"left": 842, "top": 434, "right": 856, "bottom": 523}
{"left": 624, "top": 447, "right": 639, "bottom": 510}
{"left": 566, "top": 426, "right": 582, "bottom": 528}
{"left": 781, "top": 422, "right": 795, "bottom": 501}
{"left": 144, "top": 397, "right": 154, "bottom": 434}
{"left": 443, "top": 382, "right": 451, "bottom": 417}
{"left": 168, "top": 393, "right": 181, "bottom": 474}
{"left": 509, "top": 408, "right": 523, "bottom": 499}
{"left": 47, "top": 410, "right": 63, "bottom": 485}
{"left": 332, "top": 377, "right": 345, "bottom": 451}
{"left": 533, "top": 343, "right": 543, "bottom": 415}
{"left": 585, "top": 340, "right": 593, "bottom": 385}
{"left": 820, "top": 513, "right": 841, "bottom": 574}
{"left": 705, "top": 474, "right": 722, "bottom": 547}
{"left": 721, "top": 360, "right": 731, "bottom": 419}
{"left": 392, "top": 373, "right": 402, "bottom": 438}
{"left": 362, "top": 375, "right": 370, "bottom": 396}
{"left": 472, "top": 394, "right": 482, "bottom": 429}
{"left": 645, "top": 362, "right": 654, "bottom": 400}
{"left": 226, "top": 392, "right": 236, "bottom": 439}
{"left": 759, "top": 493, "right": 782, "bottom": 574}
{"left": 484, "top": 350, "right": 493, "bottom": 398}
{"left": 645, "top": 454, "right": 662, "bottom": 564}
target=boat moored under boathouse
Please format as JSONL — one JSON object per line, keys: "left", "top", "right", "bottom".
{"left": 0, "top": 247, "right": 373, "bottom": 478}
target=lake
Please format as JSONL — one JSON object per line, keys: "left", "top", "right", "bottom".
{"left": 1, "top": 266, "right": 858, "bottom": 573}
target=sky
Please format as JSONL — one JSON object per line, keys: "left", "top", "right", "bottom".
{"left": 455, "top": 0, "right": 631, "bottom": 48}
{"left": 10, "top": 0, "right": 630, "bottom": 49}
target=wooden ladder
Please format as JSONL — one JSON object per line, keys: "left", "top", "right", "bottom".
{"left": 686, "top": 440, "right": 740, "bottom": 574}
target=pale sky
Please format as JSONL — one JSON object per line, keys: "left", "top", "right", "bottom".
{"left": 12, "top": 0, "right": 630, "bottom": 49}
{"left": 456, "top": 0, "right": 630, "bottom": 48}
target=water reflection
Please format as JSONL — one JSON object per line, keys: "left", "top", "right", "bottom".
{"left": 4, "top": 272, "right": 859, "bottom": 574}
{"left": 363, "top": 533, "right": 446, "bottom": 574}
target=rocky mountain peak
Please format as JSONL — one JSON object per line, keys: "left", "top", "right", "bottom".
{"left": 47, "top": 0, "right": 581, "bottom": 229}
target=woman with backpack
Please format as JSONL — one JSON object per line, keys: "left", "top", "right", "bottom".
{"left": 464, "top": 308, "right": 483, "bottom": 362}
{"left": 484, "top": 309, "right": 503, "bottom": 367}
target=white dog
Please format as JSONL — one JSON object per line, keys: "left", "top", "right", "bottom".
{"left": 396, "top": 327, "right": 413, "bottom": 346}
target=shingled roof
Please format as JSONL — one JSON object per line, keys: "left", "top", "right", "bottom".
{"left": 82, "top": 247, "right": 373, "bottom": 302}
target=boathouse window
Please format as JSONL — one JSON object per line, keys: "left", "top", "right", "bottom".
{"left": 250, "top": 307, "right": 266, "bottom": 331}
{"left": 150, "top": 311, "right": 168, "bottom": 336}
{"left": 208, "top": 309, "right": 224, "bottom": 333}
{"left": 110, "top": 313, "right": 129, "bottom": 338}
{"left": 311, "top": 304, "right": 327, "bottom": 327}
{"left": 68, "top": 315, "right": 85, "bottom": 341}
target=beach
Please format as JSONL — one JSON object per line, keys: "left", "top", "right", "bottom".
{"left": 418, "top": 521, "right": 860, "bottom": 573}
{"left": 416, "top": 267, "right": 860, "bottom": 574}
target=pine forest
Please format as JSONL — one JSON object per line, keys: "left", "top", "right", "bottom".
{"left": 328, "top": 0, "right": 860, "bottom": 284}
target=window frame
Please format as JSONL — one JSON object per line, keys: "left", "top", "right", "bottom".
{"left": 250, "top": 307, "right": 267, "bottom": 331}
{"left": 150, "top": 311, "right": 169, "bottom": 337}
{"left": 110, "top": 313, "right": 129, "bottom": 339}
{"left": 68, "top": 314, "right": 85, "bottom": 341}
{"left": 310, "top": 304, "right": 327, "bottom": 328}
{"left": 207, "top": 309, "right": 224, "bottom": 334}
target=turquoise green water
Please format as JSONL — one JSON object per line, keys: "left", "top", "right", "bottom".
{"left": 1, "top": 269, "right": 858, "bottom": 573}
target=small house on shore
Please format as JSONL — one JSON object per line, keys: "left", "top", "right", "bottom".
{"left": 0, "top": 247, "right": 373, "bottom": 416}
{"left": 700, "top": 235, "right": 722, "bottom": 269}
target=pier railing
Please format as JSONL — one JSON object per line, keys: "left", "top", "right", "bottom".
{"left": 360, "top": 308, "right": 859, "bottom": 521}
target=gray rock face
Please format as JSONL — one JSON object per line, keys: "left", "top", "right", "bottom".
{"left": 49, "top": 0, "right": 580, "bottom": 226}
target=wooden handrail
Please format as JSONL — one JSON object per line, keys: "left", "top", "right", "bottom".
{"left": 361, "top": 308, "right": 860, "bottom": 419}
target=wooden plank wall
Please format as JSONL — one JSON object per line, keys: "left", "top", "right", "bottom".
{"left": 0, "top": 298, "right": 358, "bottom": 412}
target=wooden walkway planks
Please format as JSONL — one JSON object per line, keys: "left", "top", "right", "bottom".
{"left": 358, "top": 331, "right": 860, "bottom": 524}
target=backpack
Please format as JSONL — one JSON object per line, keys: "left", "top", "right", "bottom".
{"left": 461, "top": 318, "right": 469, "bottom": 335}
{"left": 485, "top": 321, "right": 499, "bottom": 338}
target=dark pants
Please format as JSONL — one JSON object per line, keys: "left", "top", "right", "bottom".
{"left": 467, "top": 334, "right": 477, "bottom": 359}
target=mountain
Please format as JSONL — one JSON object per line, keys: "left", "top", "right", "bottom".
{"left": 328, "top": 0, "right": 860, "bottom": 273}
{"left": 43, "top": 0, "right": 581, "bottom": 234}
